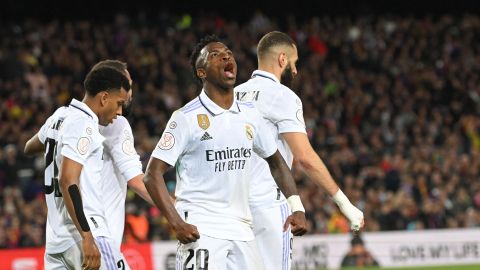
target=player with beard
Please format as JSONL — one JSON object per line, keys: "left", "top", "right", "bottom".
{"left": 235, "top": 31, "right": 365, "bottom": 270}
{"left": 143, "top": 35, "right": 308, "bottom": 270}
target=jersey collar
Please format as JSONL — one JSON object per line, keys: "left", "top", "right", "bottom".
{"left": 251, "top": 70, "right": 280, "bottom": 83}
{"left": 199, "top": 89, "right": 241, "bottom": 116}
{"left": 69, "top": 98, "right": 99, "bottom": 124}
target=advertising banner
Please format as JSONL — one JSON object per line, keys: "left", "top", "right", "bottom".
{"left": 1, "top": 228, "right": 479, "bottom": 270}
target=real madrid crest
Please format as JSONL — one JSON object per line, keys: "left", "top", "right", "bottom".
{"left": 197, "top": 114, "right": 210, "bottom": 130}
{"left": 245, "top": 124, "right": 254, "bottom": 140}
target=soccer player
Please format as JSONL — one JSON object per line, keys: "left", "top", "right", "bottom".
{"left": 143, "top": 35, "right": 308, "bottom": 270}
{"left": 92, "top": 60, "right": 153, "bottom": 251}
{"left": 25, "top": 60, "right": 154, "bottom": 268}
{"left": 235, "top": 31, "right": 365, "bottom": 270}
{"left": 25, "top": 66, "right": 130, "bottom": 270}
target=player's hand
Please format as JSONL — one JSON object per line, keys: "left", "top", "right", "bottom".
{"left": 81, "top": 234, "right": 101, "bottom": 270}
{"left": 284, "top": 211, "right": 308, "bottom": 236}
{"left": 339, "top": 203, "right": 364, "bottom": 231}
{"left": 174, "top": 221, "right": 200, "bottom": 244}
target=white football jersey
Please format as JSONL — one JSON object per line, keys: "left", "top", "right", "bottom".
{"left": 235, "top": 70, "right": 306, "bottom": 208}
{"left": 99, "top": 116, "right": 143, "bottom": 249}
{"left": 151, "top": 90, "right": 277, "bottom": 241}
{"left": 39, "top": 99, "right": 108, "bottom": 254}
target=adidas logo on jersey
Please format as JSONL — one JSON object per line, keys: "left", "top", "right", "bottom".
{"left": 200, "top": 132, "right": 213, "bottom": 141}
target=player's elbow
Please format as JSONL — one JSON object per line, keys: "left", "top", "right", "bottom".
{"left": 23, "top": 140, "right": 35, "bottom": 155}
{"left": 59, "top": 177, "right": 69, "bottom": 194}
{"left": 143, "top": 171, "right": 154, "bottom": 187}
{"left": 295, "top": 153, "right": 315, "bottom": 172}
{"left": 59, "top": 173, "right": 76, "bottom": 193}
{"left": 23, "top": 144, "right": 32, "bottom": 155}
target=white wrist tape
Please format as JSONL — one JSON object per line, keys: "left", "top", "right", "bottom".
{"left": 287, "top": 195, "right": 305, "bottom": 213}
{"left": 333, "top": 189, "right": 364, "bottom": 231}
{"left": 332, "top": 189, "right": 351, "bottom": 208}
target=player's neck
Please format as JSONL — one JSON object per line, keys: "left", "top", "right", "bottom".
{"left": 203, "top": 85, "right": 234, "bottom": 110}
{"left": 258, "top": 62, "right": 282, "bottom": 81}
{"left": 82, "top": 96, "right": 100, "bottom": 116}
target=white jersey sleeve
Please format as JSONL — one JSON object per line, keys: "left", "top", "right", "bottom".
{"left": 38, "top": 107, "right": 67, "bottom": 144}
{"left": 38, "top": 117, "right": 51, "bottom": 144}
{"left": 101, "top": 116, "right": 143, "bottom": 182}
{"left": 151, "top": 110, "right": 191, "bottom": 166}
{"left": 59, "top": 117, "right": 103, "bottom": 165}
{"left": 267, "top": 88, "right": 306, "bottom": 134}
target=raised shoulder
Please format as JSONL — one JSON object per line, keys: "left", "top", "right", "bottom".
{"left": 180, "top": 97, "right": 202, "bottom": 115}
{"left": 275, "top": 84, "right": 302, "bottom": 106}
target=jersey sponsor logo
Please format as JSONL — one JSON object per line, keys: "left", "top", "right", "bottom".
{"left": 169, "top": 121, "right": 177, "bottom": 129}
{"left": 122, "top": 139, "right": 136, "bottom": 155}
{"left": 197, "top": 114, "right": 210, "bottom": 130}
{"left": 296, "top": 109, "right": 305, "bottom": 125}
{"left": 77, "top": 137, "right": 90, "bottom": 155}
{"left": 200, "top": 132, "right": 213, "bottom": 141}
{"left": 235, "top": 90, "right": 260, "bottom": 101}
{"left": 86, "top": 127, "right": 92, "bottom": 135}
{"left": 206, "top": 147, "right": 252, "bottom": 172}
{"left": 245, "top": 124, "right": 254, "bottom": 140}
{"left": 206, "top": 147, "right": 252, "bottom": 161}
{"left": 157, "top": 132, "right": 175, "bottom": 150}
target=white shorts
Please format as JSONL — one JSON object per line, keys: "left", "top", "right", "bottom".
{"left": 176, "top": 234, "right": 265, "bottom": 270}
{"left": 252, "top": 202, "right": 293, "bottom": 270}
{"left": 44, "top": 236, "right": 130, "bottom": 270}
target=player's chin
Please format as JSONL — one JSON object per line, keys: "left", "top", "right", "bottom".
{"left": 223, "top": 78, "right": 236, "bottom": 87}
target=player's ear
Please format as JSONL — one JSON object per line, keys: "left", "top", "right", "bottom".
{"left": 197, "top": 68, "right": 206, "bottom": 80}
{"left": 278, "top": 52, "right": 287, "bottom": 69}
{"left": 99, "top": 91, "right": 109, "bottom": 106}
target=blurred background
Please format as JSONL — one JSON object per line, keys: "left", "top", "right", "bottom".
{"left": 1, "top": 0, "right": 480, "bottom": 269}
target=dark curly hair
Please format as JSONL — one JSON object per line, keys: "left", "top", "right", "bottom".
{"left": 83, "top": 67, "right": 130, "bottom": 96}
{"left": 189, "top": 34, "right": 221, "bottom": 85}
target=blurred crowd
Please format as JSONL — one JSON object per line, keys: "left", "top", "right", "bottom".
{"left": 1, "top": 11, "right": 480, "bottom": 248}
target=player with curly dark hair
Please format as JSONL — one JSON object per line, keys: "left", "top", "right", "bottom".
{"left": 144, "top": 35, "right": 307, "bottom": 269}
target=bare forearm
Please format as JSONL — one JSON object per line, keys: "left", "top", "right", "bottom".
{"left": 282, "top": 132, "right": 339, "bottom": 196}
{"left": 58, "top": 157, "right": 93, "bottom": 239}
{"left": 60, "top": 180, "right": 92, "bottom": 239}
{"left": 143, "top": 170, "right": 183, "bottom": 227}
{"left": 24, "top": 134, "right": 45, "bottom": 155}
{"left": 128, "top": 175, "right": 155, "bottom": 205}
{"left": 300, "top": 153, "right": 339, "bottom": 196}
{"left": 266, "top": 151, "right": 298, "bottom": 198}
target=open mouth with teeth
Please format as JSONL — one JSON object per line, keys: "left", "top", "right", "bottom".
{"left": 223, "top": 62, "right": 235, "bottom": 79}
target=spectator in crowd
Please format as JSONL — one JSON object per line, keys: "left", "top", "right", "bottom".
{"left": 341, "top": 234, "right": 379, "bottom": 267}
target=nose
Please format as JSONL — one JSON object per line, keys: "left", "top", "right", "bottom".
{"left": 116, "top": 106, "right": 123, "bottom": 116}
{"left": 222, "top": 52, "right": 231, "bottom": 61}
{"left": 292, "top": 66, "right": 298, "bottom": 77}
